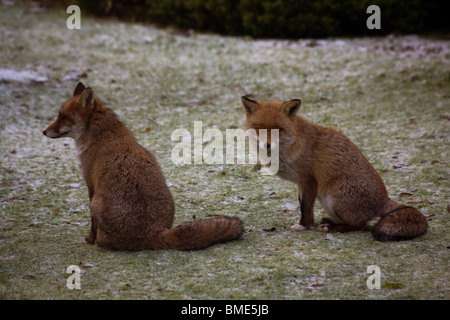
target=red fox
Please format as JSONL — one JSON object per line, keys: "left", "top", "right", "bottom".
{"left": 42, "top": 82, "right": 244, "bottom": 250}
{"left": 242, "top": 96, "right": 428, "bottom": 241}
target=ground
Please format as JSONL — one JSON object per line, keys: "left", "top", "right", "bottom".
{"left": 0, "top": 2, "right": 449, "bottom": 300}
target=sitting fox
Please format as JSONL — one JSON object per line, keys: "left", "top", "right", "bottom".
{"left": 42, "top": 82, "right": 244, "bottom": 250}
{"left": 242, "top": 96, "right": 427, "bottom": 241}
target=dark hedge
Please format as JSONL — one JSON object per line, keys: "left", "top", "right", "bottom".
{"left": 71, "top": 0, "right": 447, "bottom": 38}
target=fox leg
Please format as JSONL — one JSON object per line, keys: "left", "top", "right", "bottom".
{"left": 95, "top": 228, "right": 118, "bottom": 250}
{"left": 317, "top": 218, "right": 362, "bottom": 233}
{"left": 85, "top": 193, "right": 105, "bottom": 245}
{"left": 84, "top": 214, "right": 97, "bottom": 244}
{"left": 293, "top": 180, "right": 317, "bottom": 230}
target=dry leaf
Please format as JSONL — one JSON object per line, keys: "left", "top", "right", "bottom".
{"left": 385, "top": 282, "right": 405, "bottom": 289}
{"left": 79, "top": 261, "right": 94, "bottom": 268}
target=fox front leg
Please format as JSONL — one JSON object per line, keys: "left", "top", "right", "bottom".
{"left": 291, "top": 195, "right": 305, "bottom": 230}
{"left": 291, "top": 182, "right": 317, "bottom": 231}
{"left": 85, "top": 194, "right": 102, "bottom": 245}
{"left": 84, "top": 214, "right": 97, "bottom": 244}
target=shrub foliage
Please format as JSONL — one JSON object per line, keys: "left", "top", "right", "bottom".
{"left": 77, "top": 0, "right": 446, "bottom": 38}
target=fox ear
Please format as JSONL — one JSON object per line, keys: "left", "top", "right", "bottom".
{"left": 73, "top": 82, "right": 86, "bottom": 96}
{"left": 241, "top": 96, "right": 259, "bottom": 114}
{"left": 282, "top": 99, "right": 301, "bottom": 117}
{"left": 80, "top": 87, "right": 95, "bottom": 109}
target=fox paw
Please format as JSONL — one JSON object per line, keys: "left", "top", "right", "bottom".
{"left": 84, "top": 236, "right": 95, "bottom": 244}
{"left": 317, "top": 224, "right": 330, "bottom": 232}
{"left": 290, "top": 224, "right": 307, "bottom": 231}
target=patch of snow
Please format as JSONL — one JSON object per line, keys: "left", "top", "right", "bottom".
{"left": 0, "top": 68, "right": 47, "bottom": 83}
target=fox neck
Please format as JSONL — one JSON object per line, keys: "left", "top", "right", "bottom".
{"left": 276, "top": 117, "right": 316, "bottom": 181}
{"left": 74, "top": 106, "right": 126, "bottom": 156}
{"left": 279, "top": 116, "right": 310, "bottom": 153}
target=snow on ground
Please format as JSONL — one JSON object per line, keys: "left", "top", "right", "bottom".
{"left": 0, "top": 2, "right": 448, "bottom": 300}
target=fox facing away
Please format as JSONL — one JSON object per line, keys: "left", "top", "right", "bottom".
{"left": 242, "top": 96, "right": 428, "bottom": 241}
{"left": 43, "top": 82, "right": 243, "bottom": 250}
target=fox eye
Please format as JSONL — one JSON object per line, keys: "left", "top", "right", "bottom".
{"left": 59, "top": 113, "right": 69, "bottom": 121}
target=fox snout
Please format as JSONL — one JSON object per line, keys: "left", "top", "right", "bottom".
{"left": 42, "top": 129, "right": 59, "bottom": 138}
{"left": 257, "top": 130, "right": 279, "bottom": 151}
{"left": 43, "top": 120, "right": 70, "bottom": 139}
{"left": 42, "top": 128, "right": 66, "bottom": 139}
{"left": 259, "top": 140, "right": 272, "bottom": 152}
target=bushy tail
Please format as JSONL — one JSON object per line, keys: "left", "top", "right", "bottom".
{"left": 160, "top": 216, "right": 244, "bottom": 250}
{"left": 373, "top": 205, "right": 428, "bottom": 241}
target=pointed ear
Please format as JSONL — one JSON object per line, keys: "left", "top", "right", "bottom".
{"left": 80, "top": 87, "right": 95, "bottom": 109}
{"left": 241, "top": 96, "right": 259, "bottom": 115}
{"left": 282, "top": 99, "right": 301, "bottom": 117}
{"left": 73, "top": 82, "right": 86, "bottom": 96}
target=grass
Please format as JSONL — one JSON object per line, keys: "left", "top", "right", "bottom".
{"left": 0, "top": 2, "right": 449, "bottom": 300}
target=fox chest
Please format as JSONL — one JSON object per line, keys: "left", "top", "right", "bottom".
{"left": 276, "top": 156, "right": 301, "bottom": 183}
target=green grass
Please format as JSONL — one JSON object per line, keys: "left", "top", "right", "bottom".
{"left": 0, "top": 3, "right": 449, "bottom": 300}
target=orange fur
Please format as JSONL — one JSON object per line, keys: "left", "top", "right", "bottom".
{"left": 42, "top": 83, "right": 244, "bottom": 250}
{"left": 242, "top": 96, "right": 427, "bottom": 241}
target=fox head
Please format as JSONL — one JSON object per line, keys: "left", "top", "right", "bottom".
{"left": 43, "top": 82, "right": 96, "bottom": 140}
{"left": 242, "top": 96, "right": 301, "bottom": 151}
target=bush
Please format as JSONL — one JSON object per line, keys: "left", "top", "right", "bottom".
{"left": 76, "top": 0, "right": 447, "bottom": 38}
